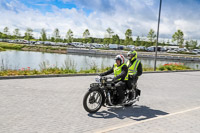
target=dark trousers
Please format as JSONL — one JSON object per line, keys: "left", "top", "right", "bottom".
{"left": 115, "top": 81, "right": 126, "bottom": 104}
{"left": 127, "top": 77, "right": 138, "bottom": 90}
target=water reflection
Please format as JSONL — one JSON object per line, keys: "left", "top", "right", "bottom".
{"left": 0, "top": 50, "right": 199, "bottom": 70}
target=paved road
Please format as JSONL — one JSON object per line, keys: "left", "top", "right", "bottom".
{"left": 0, "top": 72, "right": 200, "bottom": 133}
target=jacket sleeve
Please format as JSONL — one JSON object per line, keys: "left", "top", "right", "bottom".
{"left": 100, "top": 65, "right": 114, "bottom": 76}
{"left": 136, "top": 62, "right": 143, "bottom": 77}
{"left": 114, "top": 65, "right": 128, "bottom": 80}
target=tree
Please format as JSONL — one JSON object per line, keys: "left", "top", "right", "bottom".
{"left": 83, "top": 29, "right": 90, "bottom": 43}
{"left": 2, "top": 27, "right": 9, "bottom": 39}
{"left": 167, "top": 39, "right": 170, "bottom": 45}
{"left": 185, "top": 41, "right": 190, "bottom": 49}
{"left": 13, "top": 28, "right": 20, "bottom": 39}
{"left": 106, "top": 27, "right": 114, "bottom": 38}
{"left": 103, "top": 28, "right": 114, "bottom": 44}
{"left": 112, "top": 34, "right": 120, "bottom": 44}
{"left": 147, "top": 29, "right": 156, "bottom": 44}
{"left": 125, "top": 29, "right": 133, "bottom": 45}
{"left": 40, "top": 28, "right": 47, "bottom": 41}
{"left": 172, "top": 29, "right": 184, "bottom": 48}
{"left": 51, "top": 37, "right": 55, "bottom": 42}
{"left": 125, "top": 29, "right": 132, "bottom": 38}
{"left": 53, "top": 28, "right": 60, "bottom": 43}
{"left": 66, "top": 29, "right": 73, "bottom": 43}
{"left": 161, "top": 40, "right": 166, "bottom": 46}
{"left": 88, "top": 37, "right": 94, "bottom": 43}
{"left": 103, "top": 38, "right": 110, "bottom": 44}
{"left": 83, "top": 29, "right": 90, "bottom": 38}
{"left": 24, "top": 28, "right": 33, "bottom": 41}
{"left": 135, "top": 36, "right": 141, "bottom": 46}
{"left": 3, "top": 27, "right": 9, "bottom": 34}
{"left": 190, "top": 40, "right": 198, "bottom": 49}
{"left": 0, "top": 32, "right": 2, "bottom": 38}
{"left": 120, "top": 39, "right": 125, "bottom": 45}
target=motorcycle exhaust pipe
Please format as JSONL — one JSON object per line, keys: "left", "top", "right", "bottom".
{"left": 107, "top": 92, "right": 114, "bottom": 106}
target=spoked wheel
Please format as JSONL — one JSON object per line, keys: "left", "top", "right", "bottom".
{"left": 83, "top": 90, "right": 103, "bottom": 113}
{"left": 124, "top": 88, "right": 137, "bottom": 107}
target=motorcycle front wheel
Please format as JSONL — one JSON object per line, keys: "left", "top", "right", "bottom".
{"left": 83, "top": 90, "right": 103, "bottom": 113}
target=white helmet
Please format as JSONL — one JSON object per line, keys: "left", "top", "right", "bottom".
{"left": 115, "top": 54, "right": 125, "bottom": 64}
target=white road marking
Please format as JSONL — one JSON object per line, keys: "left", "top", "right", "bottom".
{"left": 94, "top": 106, "right": 200, "bottom": 133}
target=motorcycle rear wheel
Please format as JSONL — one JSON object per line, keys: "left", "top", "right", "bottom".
{"left": 83, "top": 90, "right": 103, "bottom": 113}
{"left": 124, "top": 89, "right": 137, "bottom": 107}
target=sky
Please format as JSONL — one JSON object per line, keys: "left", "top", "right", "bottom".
{"left": 0, "top": 0, "right": 200, "bottom": 42}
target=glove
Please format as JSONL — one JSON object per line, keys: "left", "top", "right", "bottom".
{"left": 130, "top": 75, "right": 137, "bottom": 79}
{"left": 112, "top": 77, "right": 117, "bottom": 82}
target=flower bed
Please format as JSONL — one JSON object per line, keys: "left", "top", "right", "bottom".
{"left": 0, "top": 66, "right": 111, "bottom": 76}
{"left": 158, "top": 63, "right": 191, "bottom": 71}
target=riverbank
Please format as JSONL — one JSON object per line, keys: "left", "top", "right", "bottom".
{"left": 21, "top": 46, "right": 67, "bottom": 54}
{"left": 0, "top": 70, "right": 199, "bottom": 80}
{"left": 67, "top": 48, "right": 200, "bottom": 62}
{"left": 0, "top": 47, "right": 5, "bottom": 51}
{"left": 1, "top": 42, "right": 200, "bottom": 61}
{"left": 0, "top": 42, "right": 67, "bottom": 54}
{"left": 0, "top": 63, "right": 192, "bottom": 77}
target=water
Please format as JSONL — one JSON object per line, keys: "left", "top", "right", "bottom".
{"left": 0, "top": 50, "right": 200, "bottom": 70}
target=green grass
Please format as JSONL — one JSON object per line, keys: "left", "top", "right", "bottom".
{"left": 0, "top": 66, "right": 113, "bottom": 76}
{"left": 0, "top": 42, "right": 66, "bottom": 52}
{"left": 0, "top": 47, "right": 5, "bottom": 51}
{"left": 0, "top": 64, "right": 193, "bottom": 76}
{"left": 0, "top": 42, "right": 25, "bottom": 50}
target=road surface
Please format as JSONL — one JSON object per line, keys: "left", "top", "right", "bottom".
{"left": 0, "top": 71, "right": 200, "bottom": 133}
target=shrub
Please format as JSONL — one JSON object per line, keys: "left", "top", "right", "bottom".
{"left": 158, "top": 63, "right": 191, "bottom": 71}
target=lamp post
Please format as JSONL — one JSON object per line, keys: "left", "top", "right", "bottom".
{"left": 154, "top": 0, "right": 162, "bottom": 71}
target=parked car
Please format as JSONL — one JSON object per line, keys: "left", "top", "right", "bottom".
{"left": 167, "top": 49, "right": 178, "bottom": 53}
{"left": 8, "top": 40, "right": 15, "bottom": 43}
{"left": 35, "top": 41, "right": 44, "bottom": 45}
{"left": 44, "top": 41, "right": 51, "bottom": 45}
{"left": 23, "top": 40, "right": 30, "bottom": 44}
{"left": 127, "top": 45, "right": 135, "bottom": 50}
{"left": 30, "top": 41, "right": 36, "bottom": 44}
{"left": 92, "top": 43, "right": 104, "bottom": 49}
{"left": 118, "top": 45, "right": 126, "bottom": 50}
{"left": 177, "top": 48, "right": 189, "bottom": 52}
{"left": 109, "top": 44, "right": 118, "bottom": 49}
{"left": 136, "top": 46, "right": 146, "bottom": 51}
{"left": 147, "top": 46, "right": 154, "bottom": 52}
{"left": 192, "top": 49, "right": 200, "bottom": 54}
{"left": 49, "top": 42, "right": 56, "bottom": 45}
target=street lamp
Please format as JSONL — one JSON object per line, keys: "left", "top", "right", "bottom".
{"left": 154, "top": 0, "right": 162, "bottom": 71}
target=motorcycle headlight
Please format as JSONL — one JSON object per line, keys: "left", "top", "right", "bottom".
{"left": 95, "top": 78, "right": 100, "bottom": 83}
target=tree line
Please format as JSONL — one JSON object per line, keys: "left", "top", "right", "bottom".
{"left": 0, "top": 26, "right": 199, "bottom": 49}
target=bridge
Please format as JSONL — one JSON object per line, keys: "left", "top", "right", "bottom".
{"left": 0, "top": 71, "right": 200, "bottom": 132}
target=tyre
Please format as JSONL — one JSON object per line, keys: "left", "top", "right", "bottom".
{"left": 124, "top": 89, "right": 137, "bottom": 107}
{"left": 83, "top": 90, "right": 103, "bottom": 113}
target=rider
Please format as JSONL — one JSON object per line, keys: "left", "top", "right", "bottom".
{"left": 99, "top": 54, "right": 128, "bottom": 104}
{"left": 126, "top": 50, "right": 143, "bottom": 90}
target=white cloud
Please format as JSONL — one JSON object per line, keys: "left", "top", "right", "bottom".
{"left": 0, "top": 0, "right": 200, "bottom": 41}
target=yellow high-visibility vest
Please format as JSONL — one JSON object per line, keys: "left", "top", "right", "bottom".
{"left": 113, "top": 63, "right": 128, "bottom": 80}
{"left": 126, "top": 59, "right": 140, "bottom": 75}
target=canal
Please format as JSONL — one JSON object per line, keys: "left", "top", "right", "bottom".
{"left": 0, "top": 50, "right": 199, "bottom": 70}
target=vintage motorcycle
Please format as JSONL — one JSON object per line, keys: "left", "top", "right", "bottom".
{"left": 83, "top": 76, "right": 141, "bottom": 113}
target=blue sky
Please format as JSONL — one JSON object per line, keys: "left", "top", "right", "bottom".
{"left": 0, "top": 0, "right": 200, "bottom": 42}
